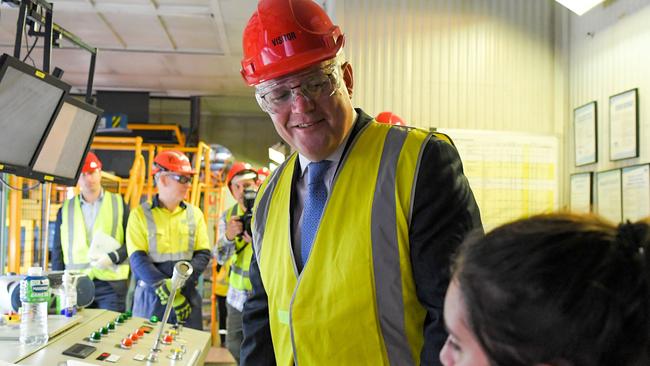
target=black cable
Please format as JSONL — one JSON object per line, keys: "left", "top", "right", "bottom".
{"left": 23, "top": 35, "right": 38, "bottom": 64}
{"left": 23, "top": 21, "right": 37, "bottom": 67}
{"left": 0, "top": 175, "right": 41, "bottom": 192}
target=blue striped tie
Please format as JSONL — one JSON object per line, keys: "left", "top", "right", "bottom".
{"left": 301, "top": 161, "right": 331, "bottom": 266}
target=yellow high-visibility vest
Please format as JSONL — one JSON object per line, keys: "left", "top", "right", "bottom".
{"left": 225, "top": 204, "right": 253, "bottom": 293}
{"left": 61, "top": 191, "right": 129, "bottom": 281}
{"left": 253, "top": 122, "right": 432, "bottom": 365}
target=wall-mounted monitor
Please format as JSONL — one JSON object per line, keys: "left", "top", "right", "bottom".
{"left": 31, "top": 97, "right": 102, "bottom": 186}
{"left": 0, "top": 53, "right": 70, "bottom": 177}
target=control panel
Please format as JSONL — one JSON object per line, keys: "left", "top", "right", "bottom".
{"left": 11, "top": 309, "right": 210, "bottom": 366}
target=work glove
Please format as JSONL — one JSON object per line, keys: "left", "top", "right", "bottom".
{"left": 90, "top": 252, "right": 114, "bottom": 270}
{"left": 173, "top": 293, "right": 192, "bottom": 322}
{"left": 154, "top": 279, "right": 178, "bottom": 305}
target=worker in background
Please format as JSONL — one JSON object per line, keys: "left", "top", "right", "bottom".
{"left": 375, "top": 110, "right": 407, "bottom": 126}
{"left": 51, "top": 151, "right": 130, "bottom": 312}
{"left": 215, "top": 162, "right": 259, "bottom": 363}
{"left": 238, "top": 0, "right": 482, "bottom": 365}
{"left": 126, "top": 150, "right": 211, "bottom": 330}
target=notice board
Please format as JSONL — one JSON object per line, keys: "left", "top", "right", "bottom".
{"left": 439, "top": 129, "right": 559, "bottom": 231}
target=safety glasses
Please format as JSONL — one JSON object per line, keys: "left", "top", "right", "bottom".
{"left": 166, "top": 174, "right": 192, "bottom": 184}
{"left": 255, "top": 59, "right": 342, "bottom": 114}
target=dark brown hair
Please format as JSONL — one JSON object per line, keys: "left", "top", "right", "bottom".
{"left": 453, "top": 214, "right": 650, "bottom": 366}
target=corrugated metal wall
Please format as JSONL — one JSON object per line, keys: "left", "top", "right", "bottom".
{"left": 568, "top": 1, "right": 650, "bottom": 175}
{"left": 335, "top": 0, "right": 559, "bottom": 133}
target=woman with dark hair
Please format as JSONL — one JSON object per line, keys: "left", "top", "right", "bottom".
{"left": 440, "top": 214, "right": 650, "bottom": 366}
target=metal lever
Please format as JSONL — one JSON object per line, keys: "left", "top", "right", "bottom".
{"left": 146, "top": 261, "right": 193, "bottom": 362}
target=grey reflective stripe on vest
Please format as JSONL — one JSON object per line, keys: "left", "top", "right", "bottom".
{"left": 142, "top": 202, "right": 194, "bottom": 262}
{"left": 230, "top": 265, "right": 250, "bottom": 277}
{"left": 110, "top": 193, "right": 118, "bottom": 237}
{"left": 371, "top": 127, "right": 415, "bottom": 366}
{"left": 409, "top": 132, "right": 433, "bottom": 227}
{"left": 67, "top": 199, "right": 76, "bottom": 266}
{"left": 252, "top": 158, "right": 288, "bottom": 265}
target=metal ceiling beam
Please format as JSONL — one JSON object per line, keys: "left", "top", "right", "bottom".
{"left": 209, "top": 0, "right": 230, "bottom": 55}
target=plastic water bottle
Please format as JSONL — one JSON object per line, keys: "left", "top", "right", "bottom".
{"left": 19, "top": 267, "right": 50, "bottom": 346}
{"left": 61, "top": 271, "right": 77, "bottom": 317}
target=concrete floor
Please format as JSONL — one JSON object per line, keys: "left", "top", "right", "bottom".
{"left": 204, "top": 346, "right": 237, "bottom": 366}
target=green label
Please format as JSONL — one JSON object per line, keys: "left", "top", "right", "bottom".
{"left": 25, "top": 279, "right": 50, "bottom": 302}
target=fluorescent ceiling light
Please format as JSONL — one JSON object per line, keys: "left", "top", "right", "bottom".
{"left": 555, "top": 0, "right": 605, "bottom": 16}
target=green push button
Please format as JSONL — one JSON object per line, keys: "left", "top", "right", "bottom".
{"left": 100, "top": 327, "right": 109, "bottom": 335}
{"left": 107, "top": 322, "right": 116, "bottom": 330}
{"left": 90, "top": 331, "right": 101, "bottom": 341}
{"left": 116, "top": 316, "right": 124, "bottom": 324}
{"left": 125, "top": 310, "right": 132, "bottom": 318}
{"left": 150, "top": 315, "right": 159, "bottom": 323}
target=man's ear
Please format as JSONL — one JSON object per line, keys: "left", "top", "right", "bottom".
{"left": 342, "top": 62, "right": 353, "bottom": 98}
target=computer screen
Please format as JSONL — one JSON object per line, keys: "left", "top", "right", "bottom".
{"left": 31, "top": 97, "right": 102, "bottom": 185}
{"left": 0, "top": 54, "right": 70, "bottom": 177}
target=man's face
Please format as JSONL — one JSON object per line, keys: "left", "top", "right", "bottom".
{"left": 78, "top": 169, "right": 102, "bottom": 195}
{"left": 257, "top": 59, "right": 355, "bottom": 162}
{"left": 158, "top": 173, "right": 192, "bottom": 203}
{"left": 231, "top": 177, "right": 258, "bottom": 208}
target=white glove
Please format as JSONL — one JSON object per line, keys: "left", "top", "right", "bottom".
{"left": 90, "top": 252, "right": 115, "bottom": 270}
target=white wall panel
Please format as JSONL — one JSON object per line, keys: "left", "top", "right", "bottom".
{"left": 568, "top": 1, "right": 650, "bottom": 175}
{"left": 335, "top": 0, "right": 558, "bottom": 133}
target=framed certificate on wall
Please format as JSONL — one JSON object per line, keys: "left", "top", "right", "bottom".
{"left": 622, "top": 164, "right": 650, "bottom": 222}
{"left": 574, "top": 102, "right": 597, "bottom": 166}
{"left": 596, "top": 169, "right": 622, "bottom": 224}
{"left": 570, "top": 172, "right": 593, "bottom": 213}
{"left": 609, "top": 88, "right": 639, "bottom": 161}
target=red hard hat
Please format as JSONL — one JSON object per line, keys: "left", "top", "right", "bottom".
{"left": 240, "top": 0, "right": 345, "bottom": 86}
{"left": 375, "top": 111, "right": 406, "bottom": 126}
{"left": 226, "top": 162, "right": 257, "bottom": 192}
{"left": 257, "top": 167, "right": 270, "bottom": 178}
{"left": 151, "top": 150, "right": 196, "bottom": 175}
{"left": 81, "top": 151, "right": 102, "bottom": 174}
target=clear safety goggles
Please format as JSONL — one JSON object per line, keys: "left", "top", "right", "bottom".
{"left": 166, "top": 173, "right": 192, "bottom": 184}
{"left": 255, "top": 59, "right": 342, "bottom": 114}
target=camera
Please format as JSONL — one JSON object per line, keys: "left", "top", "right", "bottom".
{"left": 238, "top": 188, "right": 257, "bottom": 237}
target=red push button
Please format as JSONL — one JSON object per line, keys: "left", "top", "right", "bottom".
{"left": 129, "top": 332, "right": 139, "bottom": 342}
{"left": 136, "top": 328, "right": 145, "bottom": 337}
{"left": 162, "top": 334, "right": 173, "bottom": 344}
{"left": 120, "top": 337, "right": 133, "bottom": 349}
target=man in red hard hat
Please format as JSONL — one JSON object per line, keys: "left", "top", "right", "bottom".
{"left": 215, "top": 161, "right": 259, "bottom": 362}
{"left": 126, "top": 150, "right": 211, "bottom": 330}
{"left": 52, "top": 151, "right": 130, "bottom": 312}
{"left": 240, "top": 1, "right": 482, "bottom": 365}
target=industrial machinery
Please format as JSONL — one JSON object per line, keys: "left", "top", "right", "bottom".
{"left": 0, "top": 263, "right": 210, "bottom": 365}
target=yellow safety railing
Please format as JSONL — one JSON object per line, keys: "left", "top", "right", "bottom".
{"left": 91, "top": 136, "right": 154, "bottom": 205}
{"left": 127, "top": 123, "right": 186, "bottom": 147}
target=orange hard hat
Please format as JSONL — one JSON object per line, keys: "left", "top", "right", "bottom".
{"left": 226, "top": 162, "right": 258, "bottom": 192}
{"left": 81, "top": 151, "right": 102, "bottom": 174}
{"left": 151, "top": 150, "right": 196, "bottom": 176}
{"left": 375, "top": 111, "right": 406, "bottom": 126}
{"left": 240, "top": 0, "right": 345, "bottom": 86}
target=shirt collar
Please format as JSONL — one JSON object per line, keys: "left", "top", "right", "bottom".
{"left": 298, "top": 110, "right": 358, "bottom": 177}
{"left": 152, "top": 194, "right": 187, "bottom": 210}
{"left": 79, "top": 189, "right": 104, "bottom": 205}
